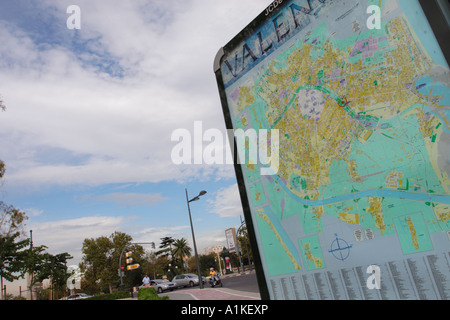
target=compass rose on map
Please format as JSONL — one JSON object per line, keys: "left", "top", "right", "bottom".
{"left": 328, "top": 234, "right": 353, "bottom": 261}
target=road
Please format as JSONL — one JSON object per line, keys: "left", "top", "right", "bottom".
{"left": 160, "top": 272, "right": 261, "bottom": 300}
{"left": 220, "top": 272, "right": 260, "bottom": 293}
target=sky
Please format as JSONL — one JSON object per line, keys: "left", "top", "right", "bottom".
{"left": 0, "top": 0, "right": 273, "bottom": 294}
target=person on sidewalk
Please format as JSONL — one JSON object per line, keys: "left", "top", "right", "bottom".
{"left": 142, "top": 274, "right": 151, "bottom": 288}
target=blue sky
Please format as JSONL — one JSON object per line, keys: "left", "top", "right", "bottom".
{"left": 0, "top": 0, "right": 273, "bottom": 292}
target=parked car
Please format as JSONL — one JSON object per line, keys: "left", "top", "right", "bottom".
{"left": 139, "top": 279, "right": 176, "bottom": 293}
{"left": 172, "top": 274, "right": 206, "bottom": 288}
{"left": 67, "top": 293, "right": 92, "bottom": 300}
{"left": 151, "top": 279, "right": 176, "bottom": 293}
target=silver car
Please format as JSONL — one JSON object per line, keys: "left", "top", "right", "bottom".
{"left": 140, "top": 279, "right": 176, "bottom": 293}
{"left": 151, "top": 279, "right": 176, "bottom": 293}
{"left": 67, "top": 293, "right": 92, "bottom": 300}
{"left": 172, "top": 274, "right": 206, "bottom": 288}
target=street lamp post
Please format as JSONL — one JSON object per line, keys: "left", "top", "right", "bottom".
{"left": 186, "top": 189, "right": 207, "bottom": 289}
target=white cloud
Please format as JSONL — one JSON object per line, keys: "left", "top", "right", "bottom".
{"left": 133, "top": 225, "right": 189, "bottom": 245}
{"left": 28, "top": 216, "right": 128, "bottom": 264}
{"left": 208, "top": 183, "right": 244, "bottom": 218}
{"left": 197, "top": 228, "right": 227, "bottom": 248}
{"left": 0, "top": 0, "right": 273, "bottom": 187}
{"left": 0, "top": 2, "right": 275, "bottom": 297}
{"left": 22, "top": 207, "right": 43, "bottom": 217}
{"left": 88, "top": 192, "right": 168, "bottom": 207}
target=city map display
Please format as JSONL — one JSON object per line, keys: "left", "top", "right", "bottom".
{"left": 215, "top": 0, "right": 450, "bottom": 299}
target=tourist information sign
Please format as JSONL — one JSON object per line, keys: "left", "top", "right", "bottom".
{"left": 215, "top": 0, "right": 450, "bottom": 300}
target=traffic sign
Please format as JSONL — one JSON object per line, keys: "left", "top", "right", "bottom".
{"left": 126, "top": 258, "right": 133, "bottom": 264}
{"left": 126, "top": 264, "right": 140, "bottom": 271}
{"left": 125, "top": 252, "right": 132, "bottom": 258}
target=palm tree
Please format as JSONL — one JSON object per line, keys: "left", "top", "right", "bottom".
{"left": 156, "top": 236, "right": 175, "bottom": 259}
{"left": 172, "top": 238, "right": 192, "bottom": 273}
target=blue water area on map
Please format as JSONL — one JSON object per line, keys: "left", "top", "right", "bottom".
{"left": 415, "top": 75, "right": 450, "bottom": 106}
{"left": 268, "top": 172, "right": 450, "bottom": 205}
{"left": 398, "top": 0, "right": 449, "bottom": 68}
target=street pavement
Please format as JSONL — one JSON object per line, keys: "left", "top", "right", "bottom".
{"left": 160, "top": 271, "right": 261, "bottom": 300}
{"left": 160, "top": 287, "right": 261, "bottom": 300}
{"left": 120, "top": 271, "right": 261, "bottom": 300}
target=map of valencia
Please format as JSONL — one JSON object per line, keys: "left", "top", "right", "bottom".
{"left": 219, "top": 0, "right": 450, "bottom": 300}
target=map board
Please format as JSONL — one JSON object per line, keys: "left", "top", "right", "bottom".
{"left": 215, "top": 0, "right": 450, "bottom": 300}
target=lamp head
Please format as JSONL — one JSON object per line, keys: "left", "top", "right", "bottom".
{"left": 188, "top": 190, "right": 207, "bottom": 203}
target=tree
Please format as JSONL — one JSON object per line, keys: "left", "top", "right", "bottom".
{"left": 81, "top": 232, "right": 144, "bottom": 294}
{"left": 155, "top": 236, "right": 176, "bottom": 277}
{"left": 172, "top": 238, "right": 191, "bottom": 273}
{"left": 156, "top": 236, "right": 175, "bottom": 259}
{"left": 0, "top": 202, "right": 28, "bottom": 237}
{"left": 33, "top": 252, "right": 73, "bottom": 300}
{"left": 0, "top": 232, "right": 29, "bottom": 282}
{"left": 0, "top": 160, "right": 5, "bottom": 181}
{"left": 199, "top": 253, "right": 217, "bottom": 277}
{"left": 81, "top": 235, "right": 110, "bottom": 293}
{"left": 237, "top": 225, "right": 253, "bottom": 265}
{"left": 22, "top": 243, "right": 48, "bottom": 298}
{"left": 0, "top": 232, "right": 29, "bottom": 300}
{"left": 142, "top": 252, "right": 168, "bottom": 279}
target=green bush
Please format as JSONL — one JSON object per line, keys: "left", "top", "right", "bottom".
{"left": 138, "top": 287, "right": 170, "bottom": 300}
{"left": 86, "top": 291, "right": 131, "bottom": 300}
